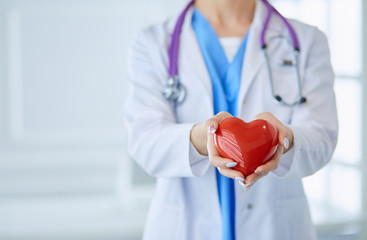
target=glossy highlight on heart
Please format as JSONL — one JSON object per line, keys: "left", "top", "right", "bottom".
{"left": 214, "top": 117, "right": 279, "bottom": 177}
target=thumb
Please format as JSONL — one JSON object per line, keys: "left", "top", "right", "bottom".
{"left": 205, "top": 111, "right": 233, "bottom": 134}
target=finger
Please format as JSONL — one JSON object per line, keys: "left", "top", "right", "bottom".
{"left": 254, "top": 145, "right": 284, "bottom": 174}
{"left": 205, "top": 111, "right": 233, "bottom": 133}
{"left": 215, "top": 111, "right": 233, "bottom": 120}
{"left": 243, "top": 172, "right": 264, "bottom": 189}
{"left": 243, "top": 145, "right": 284, "bottom": 190}
{"left": 209, "top": 154, "right": 237, "bottom": 169}
{"left": 277, "top": 128, "right": 291, "bottom": 151}
{"left": 205, "top": 111, "right": 233, "bottom": 150}
{"left": 207, "top": 129, "right": 219, "bottom": 156}
{"left": 217, "top": 167, "right": 245, "bottom": 181}
{"left": 254, "top": 113, "right": 293, "bottom": 153}
{"left": 254, "top": 112, "right": 275, "bottom": 121}
{"left": 279, "top": 126, "right": 294, "bottom": 153}
{"left": 206, "top": 114, "right": 231, "bottom": 160}
{"left": 206, "top": 126, "right": 238, "bottom": 168}
{"left": 205, "top": 114, "right": 239, "bottom": 173}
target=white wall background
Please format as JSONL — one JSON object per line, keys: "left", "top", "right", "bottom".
{"left": 0, "top": 0, "right": 186, "bottom": 239}
{"left": 0, "top": 0, "right": 365, "bottom": 239}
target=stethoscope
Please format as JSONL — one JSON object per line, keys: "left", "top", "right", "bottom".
{"left": 162, "top": 0, "right": 307, "bottom": 106}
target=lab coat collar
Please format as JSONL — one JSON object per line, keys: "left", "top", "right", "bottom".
{"left": 252, "top": 0, "right": 284, "bottom": 30}
{"left": 237, "top": 0, "right": 286, "bottom": 115}
{"left": 179, "top": 7, "right": 214, "bottom": 106}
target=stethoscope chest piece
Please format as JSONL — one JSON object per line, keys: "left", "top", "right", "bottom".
{"left": 162, "top": 76, "right": 186, "bottom": 104}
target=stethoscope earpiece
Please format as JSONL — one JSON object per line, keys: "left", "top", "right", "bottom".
{"left": 273, "top": 95, "right": 307, "bottom": 106}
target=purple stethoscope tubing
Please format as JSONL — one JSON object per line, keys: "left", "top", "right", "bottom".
{"left": 260, "top": 0, "right": 306, "bottom": 105}
{"left": 162, "top": 0, "right": 194, "bottom": 104}
{"left": 168, "top": 0, "right": 195, "bottom": 77}
{"left": 260, "top": 0, "right": 300, "bottom": 51}
{"left": 164, "top": 0, "right": 306, "bottom": 106}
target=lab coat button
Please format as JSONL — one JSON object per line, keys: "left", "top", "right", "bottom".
{"left": 247, "top": 204, "right": 253, "bottom": 210}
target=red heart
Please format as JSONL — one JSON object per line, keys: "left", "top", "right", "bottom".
{"left": 214, "top": 117, "right": 279, "bottom": 177}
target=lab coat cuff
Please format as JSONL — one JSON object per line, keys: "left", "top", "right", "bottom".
{"left": 189, "top": 140, "right": 210, "bottom": 176}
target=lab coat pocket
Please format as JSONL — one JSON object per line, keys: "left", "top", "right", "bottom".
{"left": 276, "top": 197, "right": 316, "bottom": 240}
{"left": 143, "top": 204, "right": 185, "bottom": 240}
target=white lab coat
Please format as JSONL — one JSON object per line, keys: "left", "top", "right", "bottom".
{"left": 124, "top": 0, "right": 338, "bottom": 239}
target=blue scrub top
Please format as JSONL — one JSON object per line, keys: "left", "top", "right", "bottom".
{"left": 192, "top": 8, "right": 249, "bottom": 240}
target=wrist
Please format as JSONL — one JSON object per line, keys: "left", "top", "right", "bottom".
{"left": 190, "top": 122, "right": 208, "bottom": 156}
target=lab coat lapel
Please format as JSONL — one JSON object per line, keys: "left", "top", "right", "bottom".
{"left": 237, "top": 0, "right": 284, "bottom": 114}
{"left": 179, "top": 8, "right": 213, "bottom": 104}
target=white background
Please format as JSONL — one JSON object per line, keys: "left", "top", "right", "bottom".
{"left": 0, "top": 0, "right": 186, "bottom": 239}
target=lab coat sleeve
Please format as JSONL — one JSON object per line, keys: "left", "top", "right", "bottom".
{"left": 272, "top": 29, "right": 338, "bottom": 178}
{"left": 124, "top": 30, "right": 210, "bottom": 178}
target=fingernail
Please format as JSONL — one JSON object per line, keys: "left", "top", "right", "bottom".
{"left": 254, "top": 170, "right": 265, "bottom": 176}
{"left": 235, "top": 177, "right": 245, "bottom": 182}
{"left": 284, "top": 137, "right": 289, "bottom": 149}
{"left": 238, "top": 180, "right": 245, "bottom": 187}
{"left": 208, "top": 125, "right": 216, "bottom": 134}
{"left": 226, "top": 162, "right": 237, "bottom": 168}
{"left": 244, "top": 182, "right": 255, "bottom": 189}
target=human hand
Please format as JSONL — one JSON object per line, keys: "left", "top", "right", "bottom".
{"left": 190, "top": 111, "right": 233, "bottom": 156}
{"left": 205, "top": 112, "right": 247, "bottom": 183}
{"left": 242, "top": 112, "right": 293, "bottom": 189}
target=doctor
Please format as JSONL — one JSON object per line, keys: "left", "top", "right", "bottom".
{"left": 125, "top": 0, "right": 338, "bottom": 239}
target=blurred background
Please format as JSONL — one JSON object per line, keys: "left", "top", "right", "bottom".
{"left": 0, "top": 0, "right": 366, "bottom": 239}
